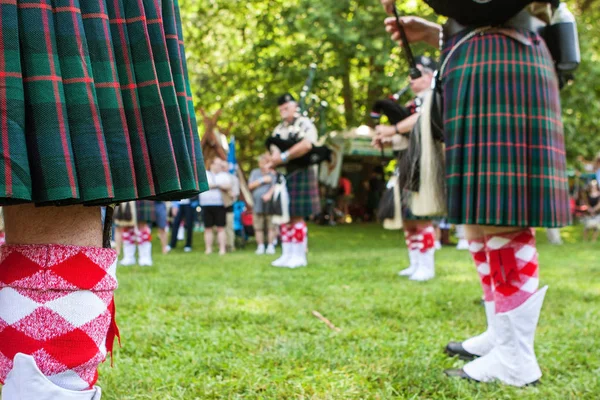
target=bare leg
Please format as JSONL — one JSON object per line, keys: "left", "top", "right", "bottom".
{"left": 255, "top": 229, "right": 264, "bottom": 246}
{"left": 114, "top": 226, "right": 123, "bottom": 256}
{"left": 267, "top": 226, "right": 276, "bottom": 244}
{"left": 592, "top": 229, "right": 599, "bottom": 243}
{"left": 464, "top": 224, "right": 485, "bottom": 241}
{"left": 217, "top": 227, "right": 226, "bottom": 255}
{"left": 5, "top": 204, "right": 102, "bottom": 246}
{"left": 204, "top": 227, "right": 214, "bottom": 254}
{"left": 157, "top": 228, "right": 168, "bottom": 253}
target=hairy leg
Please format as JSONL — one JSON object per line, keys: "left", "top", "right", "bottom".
{"left": 5, "top": 204, "right": 102, "bottom": 246}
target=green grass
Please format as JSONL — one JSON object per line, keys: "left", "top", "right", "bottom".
{"left": 98, "top": 224, "right": 599, "bottom": 399}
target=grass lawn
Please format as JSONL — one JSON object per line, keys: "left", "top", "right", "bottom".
{"left": 97, "top": 224, "right": 599, "bottom": 399}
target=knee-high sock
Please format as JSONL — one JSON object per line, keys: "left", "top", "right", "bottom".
{"left": 0, "top": 245, "right": 118, "bottom": 390}
{"left": 292, "top": 222, "right": 306, "bottom": 245}
{"left": 412, "top": 225, "right": 435, "bottom": 253}
{"left": 280, "top": 224, "right": 292, "bottom": 244}
{"left": 469, "top": 238, "right": 493, "bottom": 302}
{"left": 122, "top": 228, "right": 136, "bottom": 244}
{"left": 486, "top": 229, "right": 539, "bottom": 313}
{"left": 138, "top": 226, "right": 152, "bottom": 245}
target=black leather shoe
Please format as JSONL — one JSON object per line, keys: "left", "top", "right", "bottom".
{"left": 445, "top": 341, "right": 478, "bottom": 361}
{"left": 444, "top": 368, "right": 475, "bottom": 380}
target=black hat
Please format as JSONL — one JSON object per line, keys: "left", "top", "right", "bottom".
{"left": 414, "top": 55, "right": 438, "bottom": 71}
{"left": 277, "top": 93, "right": 296, "bottom": 106}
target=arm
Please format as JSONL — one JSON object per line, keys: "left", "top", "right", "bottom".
{"left": 384, "top": 16, "right": 442, "bottom": 49}
{"left": 262, "top": 186, "right": 276, "bottom": 202}
{"left": 372, "top": 113, "right": 420, "bottom": 147}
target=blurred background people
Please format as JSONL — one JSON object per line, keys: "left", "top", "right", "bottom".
{"left": 249, "top": 154, "right": 277, "bottom": 255}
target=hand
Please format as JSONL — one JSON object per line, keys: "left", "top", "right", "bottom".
{"left": 261, "top": 175, "right": 273, "bottom": 184}
{"left": 375, "top": 124, "right": 396, "bottom": 137}
{"left": 266, "top": 153, "right": 282, "bottom": 170}
{"left": 384, "top": 16, "right": 442, "bottom": 48}
{"left": 380, "top": 0, "right": 394, "bottom": 15}
{"left": 262, "top": 193, "right": 273, "bottom": 202}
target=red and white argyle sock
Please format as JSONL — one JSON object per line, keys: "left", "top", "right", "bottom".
{"left": 0, "top": 244, "right": 118, "bottom": 390}
{"left": 486, "top": 229, "right": 539, "bottom": 313}
{"left": 138, "top": 226, "right": 152, "bottom": 244}
{"left": 469, "top": 238, "right": 493, "bottom": 302}
{"left": 292, "top": 222, "right": 306, "bottom": 244}
{"left": 410, "top": 225, "right": 435, "bottom": 253}
{"left": 405, "top": 228, "right": 417, "bottom": 250}
{"left": 122, "top": 228, "right": 136, "bottom": 244}
{"left": 280, "top": 224, "right": 293, "bottom": 244}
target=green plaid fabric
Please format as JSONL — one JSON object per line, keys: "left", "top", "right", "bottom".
{"left": 0, "top": 0, "right": 207, "bottom": 206}
{"left": 442, "top": 30, "right": 571, "bottom": 228}
{"left": 286, "top": 168, "right": 321, "bottom": 218}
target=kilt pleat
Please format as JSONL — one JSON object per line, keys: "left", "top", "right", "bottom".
{"left": 442, "top": 30, "right": 571, "bottom": 228}
{"left": 0, "top": 0, "right": 207, "bottom": 207}
{"left": 287, "top": 168, "right": 321, "bottom": 218}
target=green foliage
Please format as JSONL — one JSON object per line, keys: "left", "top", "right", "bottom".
{"left": 98, "top": 224, "right": 600, "bottom": 398}
{"left": 180, "top": 0, "right": 600, "bottom": 169}
{"left": 561, "top": 1, "right": 600, "bottom": 162}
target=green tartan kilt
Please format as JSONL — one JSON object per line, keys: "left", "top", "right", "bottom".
{"left": 443, "top": 30, "right": 571, "bottom": 228}
{"left": 0, "top": 0, "right": 207, "bottom": 207}
{"left": 286, "top": 167, "right": 321, "bottom": 218}
{"left": 135, "top": 200, "right": 156, "bottom": 224}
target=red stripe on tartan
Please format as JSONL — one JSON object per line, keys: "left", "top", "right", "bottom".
{"left": 0, "top": 10, "right": 12, "bottom": 196}
{"left": 473, "top": 36, "right": 483, "bottom": 222}
{"left": 533, "top": 45, "right": 546, "bottom": 225}
{"left": 95, "top": 80, "right": 174, "bottom": 90}
{"left": 505, "top": 38, "right": 514, "bottom": 224}
{"left": 516, "top": 38, "right": 528, "bottom": 225}
{"left": 447, "top": 172, "right": 568, "bottom": 182}
{"left": 494, "top": 35, "right": 502, "bottom": 224}
{"left": 445, "top": 113, "right": 562, "bottom": 127}
{"left": 110, "top": 16, "right": 146, "bottom": 24}
{"left": 54, "top": 6, "right": 80, "bottom": 13}
{"left": 111, "top": 0, "right": 155, "bottom": 195}
{"left": 82, "top": 12, "right": 109, "bottom": 20}
{"left": 99, "top": 0, "right": 137, "bottom": 198}
{"left": 446, "top": 142, "right": 566, "bottom": 155}
{"left": 18, "top": 3, "right": 82, "bottom": 13}
{"left": 68, "top": 0, "right": 113, "bottom": 197}
{"left": 485, "top": 36, "right": 492, "bottom": 224}
{"left": 0, "top": 0, "right": 16, "bottom": 5}
{"left": 0, "top": 72, "right": 22, "bottom": 79}
{"left": 445, "top": 59, "right": 554, "bottom": 77}
{"left": 165, "top": 34, "right": 184, "bottom": 45}
{"left": 147, "top": 18, "right": 162, "bottom": 24}
{"left": 169, "top": 0, "right": 198, "bottom": 185}
{"left": 40, "top": 0, "right": 77, "bottom": 196}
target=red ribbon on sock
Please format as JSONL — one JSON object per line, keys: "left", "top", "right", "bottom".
{"left": 106, "top": 297, "right": 121, "bottom": 367}
{"left": 489, "top": 248, "right": 520, "bottom": 285}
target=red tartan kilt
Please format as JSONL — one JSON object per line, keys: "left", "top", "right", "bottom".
{"left": 0, "top": 0, "right": 207, "bottom": 207}
{"left": 442, "top": 30, "right": 571, "bottom": 228}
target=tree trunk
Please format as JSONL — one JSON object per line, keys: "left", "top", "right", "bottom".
{"left": 341, "top": 59, "right": 354, "bottom": 128}
{"left": 366, "top": 56, "right": 385, "bottom": 126}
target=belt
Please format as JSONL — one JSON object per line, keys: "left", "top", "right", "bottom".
{"left": 444, "top": 9, "right": 547, "bottom": 38}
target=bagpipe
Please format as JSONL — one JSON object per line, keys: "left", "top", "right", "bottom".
{"left": 265, "top": 64, "right": 332, "bottom": 168}
{"left": 370, "top": 84, "right": 412, "bottom": 126}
